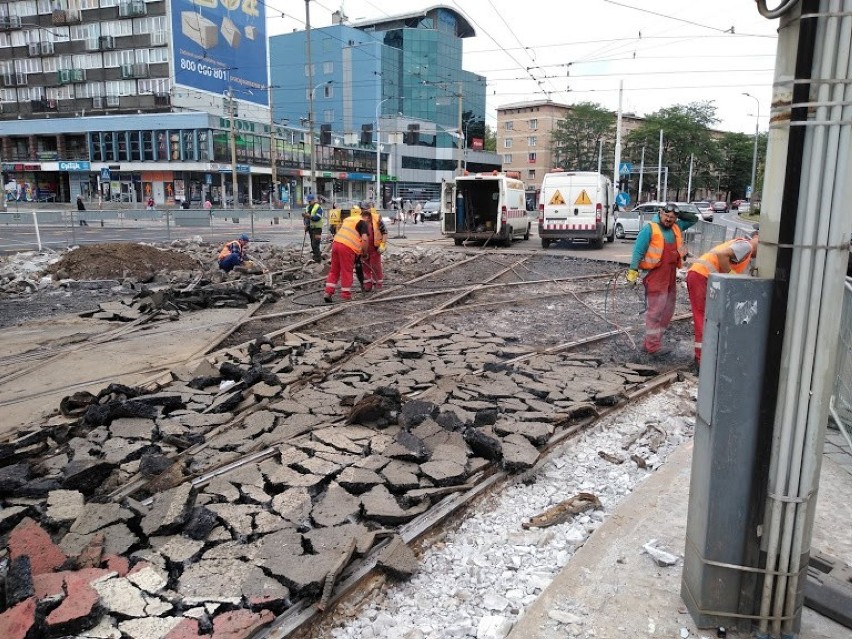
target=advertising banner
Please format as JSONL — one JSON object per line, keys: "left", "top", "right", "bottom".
{"left": 171, "top": 0, "right": 268, "bottom": 106}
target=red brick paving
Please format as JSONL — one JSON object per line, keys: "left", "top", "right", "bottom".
{"left": 33, "top": 568, "right": 111, "bottom": 600}
{"left": 44, "top": 572, "right": 99, "bottom": 630}
{"left": 104, "top": 554, "right": 130, "bottom": 577}
{"left": 164, "top": 617, "right": 203, "bottom": 639}
{"left": 8, "top": 517, "right": 66, "bottom": 575}
{"left": 0, "top": 597, "right": 36, "bottom": 639}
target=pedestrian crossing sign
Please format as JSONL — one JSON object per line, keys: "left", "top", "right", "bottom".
{"left": 548, "top": 190, "right": 566, "bottom": 205}
{"left": 574, "top": 190, "right": 592, "bottom": 206}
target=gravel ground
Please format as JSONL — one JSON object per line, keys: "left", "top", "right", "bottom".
{"left": 312, "top": 382, "right": 697, "bottom": 639}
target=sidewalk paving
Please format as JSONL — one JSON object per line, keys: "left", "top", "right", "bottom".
{"left": 507, "top": 433, "right": 852, "bottom": 639}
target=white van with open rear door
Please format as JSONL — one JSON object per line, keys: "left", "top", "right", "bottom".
{"left": 440, "top": 171, "right": 534, "bottom": 246}
{"left": 538, "top": 170, "right": 616, "bottom": 249}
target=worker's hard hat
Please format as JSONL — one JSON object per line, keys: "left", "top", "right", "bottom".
{"left": 307, "top": 194, "right": 316, "bottom": 201}
{"left": 239, "top": 234, "right": 250, "bottom": 242}
{"left": 662, "top": 203, "right": 679, "bottom": 214}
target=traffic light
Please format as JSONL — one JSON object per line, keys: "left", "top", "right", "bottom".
{"left": 320, "top": 124, "right": 331, "bottom": 145}
{"left": 360, "top": 124, "right": 373, "bottom": 146}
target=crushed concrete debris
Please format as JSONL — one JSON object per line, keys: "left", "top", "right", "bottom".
{"left": 1, "top": 264, "right": 696, "bottom": 639}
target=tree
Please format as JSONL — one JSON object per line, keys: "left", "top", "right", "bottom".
{"left": 551, "top": 102, "right": 615, "bottom": 172}
{"left": 483, "top": 124, "right": 496, "bottom": 152}
{"left": 714, "top": 132, "right": 755, "bottom": 201}
{"left": 625, "top": 102, "right": 718, "bottom": 201}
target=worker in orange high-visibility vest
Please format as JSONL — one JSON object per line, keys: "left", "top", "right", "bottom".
{"left": 626, "top": 203, "right": 698, "bottom": 355}
{"left": 218, "top": 234, "right": 249, "bottom": 272}
{"left": 324, "top": 207, "right": 372, "bottom": 302}
{"left": 686, "top": 227, "right": 759, "bottom": 364}
{"left": 360, "top": 201, "right": 388, "bottom": 292}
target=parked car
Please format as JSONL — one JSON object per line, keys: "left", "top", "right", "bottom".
{"left": 617, "top": 202, "right": 704, "bottom": 240}
{"left": 731, "top": 199, "right": 745, "bottom": 210}
{"left": 712, "top": 201, "right": 729, "bottom": 214}
{"left": 690, "top": 201, "right": 714, "bottom": 222}
{"left": 421, "top": 200, "right": 441, "bottom": 221}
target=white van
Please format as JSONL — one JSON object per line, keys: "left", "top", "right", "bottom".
{"left": 441, "top": 172, "right": 534, "bottom": 246}
{"left": 538, "top": 171, "right": 616, "bottom": 249}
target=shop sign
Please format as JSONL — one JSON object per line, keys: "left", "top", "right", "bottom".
{"left": 2, "top": 163, "right": 41, "bottom": 172}
{"left": 58, "top": 161, "right": 91, "bottom": 172}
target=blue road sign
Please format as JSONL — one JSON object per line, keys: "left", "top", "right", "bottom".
{"left": 616, "top": 191, "right": 630, "bottom": 207}
{"left": 619, "top": 162, "right": 632, "bottom": 176}
{"left": 100, "top": 167, "right": 111, "bottom": 181}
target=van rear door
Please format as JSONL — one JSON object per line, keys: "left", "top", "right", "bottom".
{"left": 440, "top": 181, "right": 455, "bottom": 233}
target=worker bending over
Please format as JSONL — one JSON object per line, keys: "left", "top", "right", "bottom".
{"left": 686, "top": 227, "right": 759, "bottom": 364}
{"left": 218, "top": 234, "right": 250, "bottom": 272}
{"left": 626, "top": 202, "right": 698, "bottom": 355}
{"left": 324, "top": 207, "right": 372, "bottom": 302}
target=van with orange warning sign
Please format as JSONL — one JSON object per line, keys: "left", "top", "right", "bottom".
{"left": 440, "top": 171, "right": 534, "bottom": 246}
{"left": 538, "top": 170, "right": 615, "bottom": 249}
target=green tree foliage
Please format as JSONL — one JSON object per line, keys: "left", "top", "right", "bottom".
{"left": 624, "top": 102, "right": 718, "bottom": 201}
{"left": 483, "top": 124, "right": 497, "bottom": 152}
{"left": 551, "top": 102, "right": 615, "bottom": 172}
{"left": 715, "top": 132, "right": 755, "bottom": 200}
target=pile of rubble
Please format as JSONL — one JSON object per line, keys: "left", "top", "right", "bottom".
{"left": 0, "top": 321, "right": 660, "bottom": 638}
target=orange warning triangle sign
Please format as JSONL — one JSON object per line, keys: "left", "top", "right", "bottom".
{"left": 548, "top": 190, "right": 566, "bottom": 205}
{"left": 574, "top": 189, "right": 593, "bottom": 206}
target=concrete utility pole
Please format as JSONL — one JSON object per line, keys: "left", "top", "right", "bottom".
{"left": 228, "top": 88, "right": 237, "bottom": 210}
{"left": 456, "top": 80, "right": 464, "bottom": 175}
{"left": 612, "top": 80, "right": 624, "bottom": 194}
{"left": 305, "top": 0, "right": 315, "bottom": 199}
{"left": 743, "top": 92, "right": 761, "bottom": 202}
{"left": 656, "top": 129, "right": 663, "bottom": 200}
{"left": 269, "top": 86, "right": 277, "bottom": 210}
{"left": 637, "top": 146, "right": 645, "bottom": 203}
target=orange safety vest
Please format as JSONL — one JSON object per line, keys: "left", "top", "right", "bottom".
{"left": 333, "top": 215, "right": 365, "bottom": 254}
{"left": 369, "top": 210, "right": 383, "bottom": 247}
{"left": 218, "top": 240, "right": 243, "bottom": 261}
{"left": 638, "top": 222, "right": 683, "bottom": 270}
{"left": 689, "top": 238, "right": 753, "bottom": 277}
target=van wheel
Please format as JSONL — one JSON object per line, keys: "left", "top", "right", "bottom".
{"left": 503, "top": 227, "right": 513, "bottom": 247}
{"left": 454, "top": 238, "right": 464, "bottom": 246}
{"left": 541, "top": 238, "right": 552, "bottom": 249}
{"left": 615, "top": 224, "right": 625, "bottom": 239}
{"left": 523, "top": 223, "right": 530, "bottom": 241}
{"left": 591, "top": 235, "right": 604, "bottom": 249}
{"left": 607, "top": 224, "right": 616, "bottom": 243}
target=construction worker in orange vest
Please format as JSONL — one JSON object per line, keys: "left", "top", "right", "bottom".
{"left": 686, "top": 227, "right": 759, "bottom": 364}
{"left": 626, "top": 202, "right": 698, "bottom": 355}
{"left": 324, "top": 207, "right": 372, "bottom": 302}
{"left": 218, "top": 234, "right": 250, "bottom": 272}
{"left": 360, "top": 201, "right": 388, "bottom": 292}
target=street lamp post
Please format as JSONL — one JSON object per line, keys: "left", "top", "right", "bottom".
{"left": 375, "top": 97, "right": 393, "bottom": 208}
{"left": 227, "top": 88, "right": 237, "bottom": 211}
{"left": 743, "top": 92, "right": 760, "bottom": 202}
{"left": 308, "top": 80, "right": 331, "bottom": 202}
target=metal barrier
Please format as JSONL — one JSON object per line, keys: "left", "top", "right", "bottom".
{"left": 830, "top": 278, "right": 852, "bottom": 452}
{"left": 683, "top": 220, "right": 730, "bottom": 260}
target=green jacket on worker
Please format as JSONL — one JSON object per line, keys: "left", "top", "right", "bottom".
{"left": 304, "top": 202, "right": 324, "bottom": 230}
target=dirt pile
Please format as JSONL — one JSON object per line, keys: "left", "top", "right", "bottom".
{"left": 47, "top": 243, "right": 201, "bottom": 281}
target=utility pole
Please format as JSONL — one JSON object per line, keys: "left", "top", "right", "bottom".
{"left": 637, "top": 146, "right": 645, "bottom": 203}
{"left": 305, "top": 0, "right": 316, "bottom": 199}
{"left": 456, "top": 80, "right": 464, "bottom": 175}
{"left": 269, "top": 86, "right": 277, "bottom": 210}
{"left": 743, "top": 92, "right": 760, "bottom": 202}
{"left": 656, "top": 129, "right": 663, "bottom": 200}
{"left": 596, "top": 140, "right": 603, "bottom": 175}
{"left": 228, "top": 88, "right": 237, "bottom": 211}
{"left": 612, "top": 80, "right": 624, "bottom": 194}
{"left": 687, "top": 153, "right": 694, "bottom": 202}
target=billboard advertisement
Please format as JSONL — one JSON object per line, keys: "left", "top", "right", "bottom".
{"left": 171, "top": 0, "right": 268, "bottom": 106}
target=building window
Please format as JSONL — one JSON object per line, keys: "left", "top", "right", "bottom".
{"left": 528, "top": 169, "right": 536, "bottom": 180}
{"left": 503, "top": 154, "right": 512, "bottom": 164}
{"left": 529, "top": 119, "right": 538, "bottom": 130}
{"left": 323, "top": 61, "right": 333, "bottom": 74}
{"left": 528, "top": 152, "right": 537, "bottom": 163}
{"left": 504, "top": 121, "right": 513, "bottom": 130}
{"left": 304, "top": 63, "right": 315, "bottom": 77}
{"left": 527, "top": 136, "right": 537, "bottom": 146}
{"left": 322, "top": 109, "right": 333, "bottom": 123}
{"left": 504, "top": 139, "right": 512, "bottom": 149}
